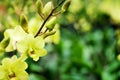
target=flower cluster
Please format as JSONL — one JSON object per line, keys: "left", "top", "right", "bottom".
{"left": 0, "top": 0, "right": 71, "bottom": 79}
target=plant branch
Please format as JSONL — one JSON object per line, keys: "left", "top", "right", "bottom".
{"left": 44, "top": 28, "right": 48, "bottom": 33}
{"left": 34, "top": 0, "right": 65, "bottom": 37}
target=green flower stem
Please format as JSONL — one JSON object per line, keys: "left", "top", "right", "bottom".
{"left": 34, "top": 10, "right": 54, "bottom": 37}
{"left": 34, "top": 0, "right": 65, "bottom": 37}
{"left": 43, "top": 31, "right": 56, "bottom": 39}
{"left": 44, "top": 28, "right": 48, "bottom": 33}
{"left": 52, "top": 11, "right": 61, "bottom": 16}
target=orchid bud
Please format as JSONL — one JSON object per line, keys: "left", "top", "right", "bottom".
{"left": 36, "top": 0, "right": 44, "bottom": 18}
{"left": 46, "top": 17, "right": 57, "bottom": 31}
{"left": 20, "top": 14, "right": 28, "bottom": 33}
{"left": 61, "top": 0, "right": 71, "bottom": 12}
{"left": 43, "top": 1, "right": 53, "bottom": 17}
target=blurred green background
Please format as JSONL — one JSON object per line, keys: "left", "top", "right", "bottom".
{"left": 0, "top": 0, "right": 120, "bottom": 80}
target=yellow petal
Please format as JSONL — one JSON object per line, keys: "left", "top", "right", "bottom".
{"left": 34, "top": 36, "right": 45, "bottom": 48}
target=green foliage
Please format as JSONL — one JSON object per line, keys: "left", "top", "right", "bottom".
{"left": 0, "top": 0, "right": 120, "bottom": 80}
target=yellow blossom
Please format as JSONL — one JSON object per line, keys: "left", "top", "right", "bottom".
{"left": 17, "top": 34, "right": 47, "bottom": 61}
{"left": 0, "top": 55, "right": 28, "bottom": 80}
{"left": 2, "top": 26, "right": 27, "bottom": 52}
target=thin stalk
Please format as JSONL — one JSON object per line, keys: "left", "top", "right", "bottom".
{"left": 34, "top": 0, "right": 65, "bottom": 37}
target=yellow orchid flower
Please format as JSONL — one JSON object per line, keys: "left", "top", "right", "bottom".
{"left": 17, "top": 34, "right": 47, "bottom": 61}
{"left": 2, "top": 26, "right": 27, "bottom": 52}
{"left": 0, "top": 55, "right": 28, "bottom": 80}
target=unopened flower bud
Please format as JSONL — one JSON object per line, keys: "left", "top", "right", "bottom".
{"left": 61, "top": 0, "right": 71, "bottom": 12}
{"left": 43, "top": 1, "right": 53, "bottom": 17}
{"left": 36, "top": 0, "right": 44, "bottom": 18}
{"left": 20, "top": 14, "right": 28, "bottom": 33}
{"left": 46, "top": 17, "right": 57, "bottom": 31}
